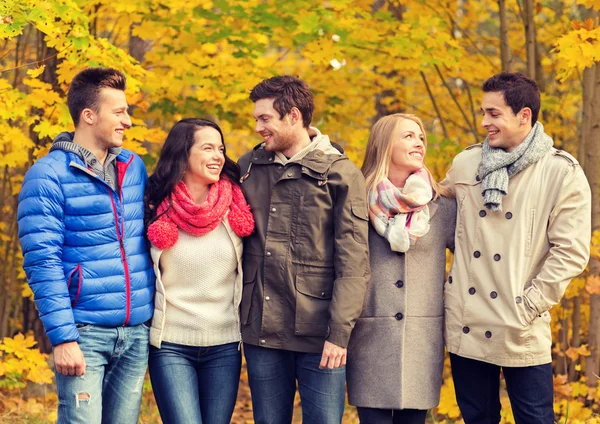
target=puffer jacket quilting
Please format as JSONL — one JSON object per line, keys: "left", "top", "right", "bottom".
{"left": 18, "top": 147, "right": 155, "bottom": 346}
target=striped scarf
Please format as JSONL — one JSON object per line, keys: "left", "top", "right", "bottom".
{"left": 368, "top": 169, "right": 433, "bottom": 252}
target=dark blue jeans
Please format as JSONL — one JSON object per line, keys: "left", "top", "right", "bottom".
{"left": 244, "top": 344, "right": 346, "bottom": 424}
{"left": 356, "top": 407, "right": 427, "bottom": 424}
{"left": 450, "top": 353, "right": 554, "bottom": 424}
{"left": 148, "top": 341, "right": 241, "bottom": 424}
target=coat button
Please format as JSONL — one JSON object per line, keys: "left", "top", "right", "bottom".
{"left": 396, "top": 280, "right": 404, "bottom": 288}
{"left": 476, "top": 175, "right": 481, "bottom": 181}
{"left": 395, "top": 313, "right": 404, "bottom": 320}
{"left": 268, "top": 157, "right": 273, "bottom": 162}
{"left": 474, "top": 251, "right": 481, "bottom": 258}
{"left": 266, "top": 251, "right": 272, "bottom": 257}
{"left": 469, "top": 287, "right": 476, "bottom": 295}
{"left": 505, "top": 212, "right": 513, "bottom": 219}
{"left": 320, "top": 292, "right": 327, "bottom": 297}
{"left": 260, "top": 339, "right": 266, "bottom": 345}
{"left": 490, "top": 291, "right": 498, "bottom": 299}
{"left": 448, "top": 276, "right": 453, "bottom": 284}
{"left": 494, "top": 254, "right": 501, "bottom": 261}
{"left": 485, "top": 331, "right": 492, "bottom": 338}
{"left": 463, "top": 326, "right": 470, "bottom": 334}
{"left": 515, "top": 296, "right": 523, "bottom": 304}
{"left": 271, "top": 207, "right": 277, "bottom": 212}
{"left": 287, "top": 172, "right": 293, "bottom": 177}
{"left": 265, "top": 296, "right": 270, "bottom": 301}
{"left": 295, "top": 330, "right": 300, "bottom": 335}
{"left": 479, "top": 210, "right": 487, "bottom": 217}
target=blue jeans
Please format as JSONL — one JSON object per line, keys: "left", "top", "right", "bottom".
{"left": 55, "top": 324, "right": 149, "bottom": 424}
{"left": 244, "top": 343, "right": 346, "bottom": 424}
{"left": 450, "top": 353, "right": 554, "bottom": 424}
{"left": 148, "top": 341, "right": 241, "bottom": 424}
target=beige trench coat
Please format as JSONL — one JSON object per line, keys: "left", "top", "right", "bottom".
{"left": 442, "top": 145, "right": 591, "bottom": 367}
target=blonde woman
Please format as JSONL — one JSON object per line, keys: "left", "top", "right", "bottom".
{"left": 347, "top": 113, "right": 456, "bottom": 424}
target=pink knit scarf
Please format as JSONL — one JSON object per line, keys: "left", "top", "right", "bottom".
{"left": 147, "top": 178, "right": 255, "bottom": 250}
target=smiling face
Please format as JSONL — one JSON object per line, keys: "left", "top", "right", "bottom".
{"left": 253, "top": 98, "right": 298, "bottom": 154}
{"left": 480, "top": 91, "right": 532, "bottom": 152}
{"left": 185, "top": 126, "right": 225, "bottom": 188}
{"left": 91, "top": 87, "right": 132, "bottom": 150}
{"left": 389, "top": 118, "right": 426, "bottom": 176}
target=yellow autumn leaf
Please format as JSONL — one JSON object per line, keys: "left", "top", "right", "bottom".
{"left": 26, "top": 64, "right": 46, "bottom": 78}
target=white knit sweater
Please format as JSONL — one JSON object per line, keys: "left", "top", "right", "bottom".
{"left": 150, "top": 222, "right": 242, "bottom": 347}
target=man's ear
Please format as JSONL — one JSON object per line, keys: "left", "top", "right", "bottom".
{"left": 81, "top": 108, "right": 95, "bottom": 125}
{"left": 520, "top": 107, "right": 532, "bottom": 125}
{"left": 289, "top": 107, "right": 303, "bottom": 126}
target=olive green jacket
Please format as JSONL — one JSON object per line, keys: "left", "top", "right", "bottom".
{"left": 238, "top": 129, "right": 370, "bottom": 353}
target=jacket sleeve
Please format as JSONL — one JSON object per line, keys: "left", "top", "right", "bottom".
{"left": 327, "top": 166, "right": 370, "bottom": 348}
{"left": 523, "top": 165, "right": 591, "bottom": 320}
{"left": 440, "top": 159, "right": 457, "bottom": 198}
{"left": 18, "top": 162, "right": 79, "bottom": 346}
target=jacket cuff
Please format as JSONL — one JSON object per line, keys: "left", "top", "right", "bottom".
{"left": 523, "top": 284, "right": 549, "bottom": 321}
{"left": 325, "top": 324, "right": 351, "bottom": 348}
{"left": 48, "top": 324, "right": 80, "bottom": 347}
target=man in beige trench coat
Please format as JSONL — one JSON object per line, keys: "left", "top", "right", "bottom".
{"left": 442, "top": 72, "right": 591, "bottom": 424}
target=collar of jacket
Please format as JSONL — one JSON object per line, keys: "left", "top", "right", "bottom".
{"left": 249, "top": 142, "right": 347, "bottom": 175}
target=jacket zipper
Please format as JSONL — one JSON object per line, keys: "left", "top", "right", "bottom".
{"left": 108, "top": 189, "right": 131, "bottom": 324}
{"left": 70, "top": 155, "right": 135, "bottom": 325}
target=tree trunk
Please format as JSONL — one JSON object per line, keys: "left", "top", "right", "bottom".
{"left": 585, "top": 61, "right": 600, "bottom": 387}
{"left": 556, "top": 298, "right": 570, "bottom": 375}
{"left": 523, "top": 0, "right": 536, "bottom": 80}
{"left": 129, "top": 24, "right": 152, "bottom": 63}
{"left": 372, "top": 0, "right": 405, "bottom": 122}
{"left": 580, "top": 66, "right": 596, "bottom": 167}
{"left": 498, "top": 0, "right": 511, "bottom": 72}
{"left": 569, "top": 295, "right": 582, "bottom": 381}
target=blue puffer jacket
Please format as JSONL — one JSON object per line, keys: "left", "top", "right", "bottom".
{"left": 18, "top": 141, "right": 155, "bottom": 346}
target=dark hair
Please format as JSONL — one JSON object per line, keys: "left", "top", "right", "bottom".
{"left": 250, "top": 75, "right": 314, "bottom": 128}
{"left": 145, "top": 118, "right": 241, "bottom": 226}
{"left": 483, "top": 72, "right": 540, "bottom": 125}
{"left": 67, "top": 68, "right": 127, "bottom": 127}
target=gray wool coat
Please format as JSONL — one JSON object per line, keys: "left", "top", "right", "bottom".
{"left": 347, "top": 195, "right": 456, "bottom": 410}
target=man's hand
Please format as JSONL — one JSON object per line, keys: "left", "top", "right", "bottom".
{"left": 54, "top": 341, "right": 86, "bottom": 376}
{"left": 319, "top": 341, "right": 347, "bottom": 369}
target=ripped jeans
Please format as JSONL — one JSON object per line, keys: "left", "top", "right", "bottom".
{"left": 55, "top": 323, "right": 150, "bottom": 424}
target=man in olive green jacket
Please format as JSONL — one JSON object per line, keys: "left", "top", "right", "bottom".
{"left": 442, "top": 72, "right": 591, "bottom": 424}
{"left": 238, "top": 75, "right": 370, "bottom": 424}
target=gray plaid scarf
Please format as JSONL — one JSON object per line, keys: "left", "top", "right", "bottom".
{"left": 478, "top": 122, "right": 553, "bottom": 211}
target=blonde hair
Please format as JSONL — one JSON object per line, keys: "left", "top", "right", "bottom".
{"left": 361, "top": 113, "right": 450, "bottom": 198}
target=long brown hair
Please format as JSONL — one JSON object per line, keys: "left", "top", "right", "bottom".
{"left": 361, "top": 113, "right": 450, "bottom": 198}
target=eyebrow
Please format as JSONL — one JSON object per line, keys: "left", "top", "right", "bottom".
{"left": 199, "top": 141, "right": 224, "bottom": 147}
{"left": 113, "top": 106, "right": 128, "bottom": 112}
{"left": 402, "top": 130, "right": 424, "bottom": 137}
{"left": 481, "top": 107, "right": 501, "bottom": 112}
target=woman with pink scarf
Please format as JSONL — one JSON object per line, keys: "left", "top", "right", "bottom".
{"left": 347, "top": 114, "right": 456, "bottom": 424}
{"left": 145, "top": 118, "right": 254, "bottom": 424}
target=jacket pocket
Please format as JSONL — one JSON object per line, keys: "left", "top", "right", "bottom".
{"left": 351, "top": 202, "right": 369, "bottom": 244}
{"left": 67, "top": 264, "right": 83, "bottom": 308}
{"left": 295, "top": 272, "right": 333, "bottom": 337}
{"left": 241, "top": 264, "right": 257, "bottom": 325}
{"left": 525, "top": 209, "right": 536, "bottom": 257}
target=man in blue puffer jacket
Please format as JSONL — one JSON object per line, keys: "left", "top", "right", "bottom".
{"left": 17, "top": 68, "right": 155, "bottom": 424}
